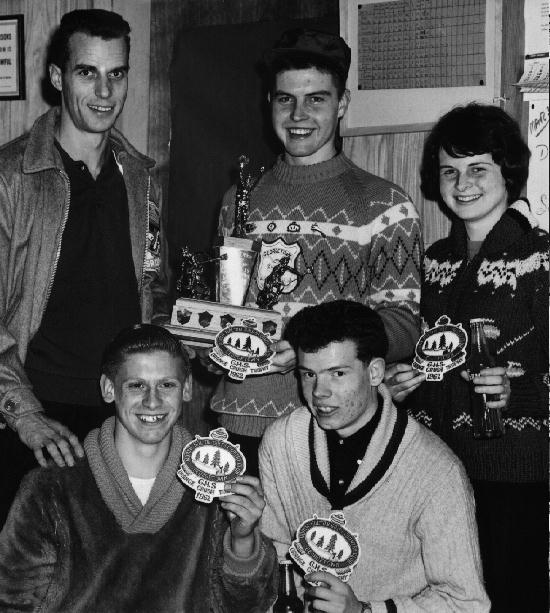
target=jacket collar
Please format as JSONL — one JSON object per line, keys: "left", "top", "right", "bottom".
{"left": 449, "top": 199, "right": 538, "bottom": 257}
{"left": 22, "top": 107, "right": 155, "bottom": 174}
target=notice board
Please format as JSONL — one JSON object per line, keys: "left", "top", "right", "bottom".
{"left": 340, "top": 0, "right": 503, "bottom": 135}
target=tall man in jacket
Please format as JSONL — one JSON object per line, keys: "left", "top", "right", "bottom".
{"left": 0, "top": 324, "right": 277, "bottom": 612}
{"left": 260, "top": 301, "right": 489, "bottom": 612}
{"left": 0, "top": 9, "right": 168, "bottom": 522}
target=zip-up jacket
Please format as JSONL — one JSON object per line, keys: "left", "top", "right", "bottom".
{"left": 0, "top": 108, "right": 170, "bottom": 428}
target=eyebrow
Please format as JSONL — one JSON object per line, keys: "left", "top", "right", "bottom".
{"left": 273, "top": 89, "right": 332, "bottom": 97}
{"left": 297, "top": 364, "right": 350, "bottom": 373}
{"left": 73, "top": 63, "right": 129, "bottom": 72}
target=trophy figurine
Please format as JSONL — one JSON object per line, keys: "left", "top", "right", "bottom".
{"left": 167, "top": 155, "right": 282, "bottom": 348}
{"left": 214, "top": 155, "right": 264, "bottom": 306}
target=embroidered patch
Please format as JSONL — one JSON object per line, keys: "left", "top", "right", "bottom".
{"left": 256, "top": 238, "right": 302, "bottom": 294}
{"left": 209, "top": 323, "right": 274, "bottom": 380}
{"left": 287, "top": 222, "right": 301, "bottom": 233}
{"left": 267, "top": 222, "right": 277, "bottom": 232}
{"left": 289, "top": 512, "right": 360, "bottom": 583}
{"left": 145, "top": 196, "right": 161, "bottom": 273}
{"left": 412, "top": 315, "right": 468, "bottom": 381}
{"left": 177, "top": 428, "right": 246, "bottom": 503}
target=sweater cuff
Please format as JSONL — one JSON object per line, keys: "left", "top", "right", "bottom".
{"left": 0, "top": 387, "right": 43, "bottom": 430}
{"left": 369, "top": 601, "right": 393, "bottom": 613}
{"left": 222, "top": 526, "right": 265, "bottom": 577}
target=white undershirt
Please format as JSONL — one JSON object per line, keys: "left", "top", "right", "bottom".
{"left": 129, "top": 476, "right": 156, "bottom": 505}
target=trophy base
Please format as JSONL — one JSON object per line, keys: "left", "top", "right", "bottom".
{"left": 169, "top": 298, "right": 283, "bottom": 347}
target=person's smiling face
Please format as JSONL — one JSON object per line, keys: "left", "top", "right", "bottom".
{"left": 270, "top": 67, "right": 349, "bottom": 166}
{"left": 438, "top": 150, "right": 508, "bottom": 238}
{"left": 101, "top": 351, "right": 191, "bottom": 452}
{"left": 49, "top": 32, "right": 129, "bottom": 136}
{"left": 298, "top": 340, "right": 381, "bottom": 438}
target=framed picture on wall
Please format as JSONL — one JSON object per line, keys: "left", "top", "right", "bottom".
{"left": 340, "top": 0, "right": 503, "bottom": 135}
{"left": 0, "top": 15, "right": 25, "bottom": 100}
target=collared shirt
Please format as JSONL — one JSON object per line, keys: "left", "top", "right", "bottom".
{"left": 326, "top": 397, "right": 383, "bottom": 507}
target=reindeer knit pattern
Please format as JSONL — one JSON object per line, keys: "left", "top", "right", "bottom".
{"left": 211, "top": 153, "right": 422, "bottom": 437}
{"left": 410, "top": 200, "right": 549, "bottom": 482}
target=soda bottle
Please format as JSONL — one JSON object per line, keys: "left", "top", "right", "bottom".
{"left": 467, "top": 319, "right": 504, "bottom": 438}
{"left": 273, "top": 560, "right": 304, "bottom": 613}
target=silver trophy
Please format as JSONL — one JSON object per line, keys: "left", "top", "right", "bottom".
{"left": 168, "top": 155, "right": 281, "bottom": 347}
{"left": 214, "top": 155, "right": 263, "bottom": 306}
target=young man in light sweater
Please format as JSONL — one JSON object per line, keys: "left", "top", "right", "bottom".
{"left": 210, "top": 29, "right": 423, "bottom": 475}
{"left": 259, "top": 301, "right": 489, "bottom": 613}
{"left": 0, "top": 325, "right": 277, "bottom": 612}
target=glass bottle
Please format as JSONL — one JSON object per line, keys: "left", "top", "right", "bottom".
{"left": 468, "top": 319, "right": 504, "bottom": 438}
{"left": 273, "top": 560, "right": 304, "bottom": 613}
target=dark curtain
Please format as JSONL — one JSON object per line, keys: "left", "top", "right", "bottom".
{"left": 167, "top": 17, "right": 338, "bottom": 263}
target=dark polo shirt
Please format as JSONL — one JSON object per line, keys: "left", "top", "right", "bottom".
{"left": 25, "top": 142, "right": 140, "bottom": 406}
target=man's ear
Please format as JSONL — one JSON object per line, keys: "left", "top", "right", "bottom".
{"left": 368, "top": 357, "right": 385, "bottom": 387}
{"left": 182, "top": 375, "right": 193, "bottom": 403}
{"left": 49, "top": 63, "right": 63, "bottom": 93}
{"left": 337, "top": 89, "right": 350, "bottom": 119}
{"left": 100, "top": 374, "right": 115, "bottom": 404}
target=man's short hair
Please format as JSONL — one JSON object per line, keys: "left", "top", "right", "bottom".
{"left": 284, "top": 300, "right": 388, "bottom": 363}
{"left": 100, "top": 324, "right": 190, "bottom": 380}
{"left": 263, "top": 28, "right": 351, "bottom": 99}
{"left": 420, "top": 103, "right": 531, "bottom": 205}
{"left": 48, "top": 9, "right": 131, "bottom": 72}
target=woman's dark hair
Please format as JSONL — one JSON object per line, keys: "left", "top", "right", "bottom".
{"left": 284, "top": 300, "right": 388, "bottom": 363}
{"left": 100, "top": 324, "right": 189, "bottom": 380}
{"left": 48, "top": 9, "right": 131, "bottom": 72}
{"left": 420, "top": 103, "right": 531, "bottom": 204}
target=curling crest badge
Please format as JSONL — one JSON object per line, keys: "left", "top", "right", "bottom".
{"left": 289, "top": 512, "right": 360, "bottom": 582}
{"left": 209, "top": 321, "right": 274, "bottom": 380}
{"left": 177, "top": 428, "right": 246, "bottom": 503}
{"left": 412, "top": 315, "right": 468, "bottom": 381}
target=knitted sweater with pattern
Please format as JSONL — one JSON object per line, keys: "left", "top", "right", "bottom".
{"left": 259, "top": 385, "right": 489, "bottom": 613}
{"left": 212, "top": 153, "right": 422, "bottom": 436}
{"left": 409, "top": 200, "right": 548, "bottom": 483}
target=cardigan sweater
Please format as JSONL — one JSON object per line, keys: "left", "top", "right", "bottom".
{"left": 212, "top": 153, "right": 422, "bottom": 437}
{"left": 0, "top": 419, "right": 278, "bottom": 612}
{"left": 259, "top": 385, "right": 489, "bottom": 613}
{"left": 409, "top": 200, "right": 549, "bottom": 483}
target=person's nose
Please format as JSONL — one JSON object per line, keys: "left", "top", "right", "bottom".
{"left": 455, "top": 170, "right": 473, "bottom": 192}
{"left": 95, "top": 75, "right": 112, "bottom": 99}
{"left": 312, "top": 376, "right": 331, "bottom": 399}
{"left": 291, "top": 99, "right": 308, "bottom": 122}
{"left": 143, "top": 387, "right": 161, "bottom": 410}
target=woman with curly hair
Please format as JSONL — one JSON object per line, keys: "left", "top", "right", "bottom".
{"left": 385, "top": 103, "right": 548, "bottom": 612}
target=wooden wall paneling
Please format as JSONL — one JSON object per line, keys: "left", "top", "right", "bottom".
{"left": 113, "top": 0, "right": 151, "bottom": 155}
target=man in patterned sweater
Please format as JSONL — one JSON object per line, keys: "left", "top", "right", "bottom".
{"left": 210, "top": 29, "right": 422, "bottom": 473}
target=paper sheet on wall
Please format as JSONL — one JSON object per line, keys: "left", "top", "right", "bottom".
{"left": 516, "top": 0, "right": 549, "bottom": 98}
{"left": 524, "top": 0, "right": 549, "bottom": 57}
{"left": 527, "top": 100, "right": 549, "bottom": 232}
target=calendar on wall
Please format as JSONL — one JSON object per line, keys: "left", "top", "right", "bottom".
{"left": 340, "top": 0, "right": 503, "bottom": 135}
